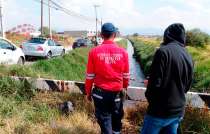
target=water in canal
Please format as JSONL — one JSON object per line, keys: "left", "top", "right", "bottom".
{"left": 127, "top": 40, "right": 145, "bottom": 87}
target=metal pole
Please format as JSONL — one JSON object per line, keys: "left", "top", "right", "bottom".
{"left": 101, "top": 18, "right": 102, "bottom": 30}
{"left": 41, "top": 0, "right": 44, "bottom": 36}
{"left": 0, "top": 0, "right": 5, "bottom": 38}
{"left": 94, "top": 5, "right": 99, "bottom": 45}
{"left": 48, "top": 0, "right": 52, "bottom": 39}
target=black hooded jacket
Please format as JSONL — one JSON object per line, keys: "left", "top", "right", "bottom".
{"left": 145, "top": 23, "right": 194, "bottom": 118}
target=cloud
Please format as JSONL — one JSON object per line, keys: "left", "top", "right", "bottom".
{"left": 2, "top": 0, "right": 210, "bottom": 34}
{"left": 3, "top": 0, "right": 40, "bottom": 30}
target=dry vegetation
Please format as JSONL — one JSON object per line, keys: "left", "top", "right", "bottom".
{"left": 6, "top": 33, "right": 75, "bottom": 47}
{"left": 0, "top": 77, "right": 209, "bottom": 134}
{"left": 0, "top": 77, "right": 99, "bottom": 134}
{"left": 0, "top": 36, "right": 209, "bottom": 133}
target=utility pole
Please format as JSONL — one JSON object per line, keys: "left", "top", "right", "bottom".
{"left": 94, "top": 5, "right": 100, "bottom": 45}
{"left": 48, "top": 0, "right": 52, "bottom": 39}
{"left": 0, "top": 0, "right": 5, "bottom": 38}
{"left": 41, "top": 0, "right": 44, "bottom": 36}
{"left": 101, "top": 18, "right": 103, "bottom": 29}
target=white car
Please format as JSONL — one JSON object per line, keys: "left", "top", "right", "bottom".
{"left": 21, "top": 37, "right": 65, "bottom": 59}
{"left": 0, "top": 37, "right": 25, "bottom": 65}
{"left": 97, "top": 37, "right": 103, "bottom": 45}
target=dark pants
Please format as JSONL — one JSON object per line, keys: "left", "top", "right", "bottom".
{"left": 92, "top": 87, "right": 124, "bottom": 134}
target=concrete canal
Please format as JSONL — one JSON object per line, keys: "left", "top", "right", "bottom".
{"left": 127, "top": 40, "right": 145, "bottom": 87}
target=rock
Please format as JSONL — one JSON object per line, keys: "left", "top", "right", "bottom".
{"left": 59, "top": 101, "right": 74, "bottom": 115}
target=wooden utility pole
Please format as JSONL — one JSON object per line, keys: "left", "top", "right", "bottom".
{"left": 41, "top": 0, "right": 44, "bottom": 36}
{"left": 94, "top": 5, "right": 100, "bottom": 45}
{"left": 0, "top": 0, "right": 5, "bottom": 38}
{"left": 48, "top": 0, "right": 52, "bottom": 39}
{"left": 101, "top": 18, "right": 103, "bottom": 29}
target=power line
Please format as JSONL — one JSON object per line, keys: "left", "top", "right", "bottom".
{"left": 33, "top": 0, "right": 100, "bottom": 23}
{"left": 33, "top": 0, "right": 60, "bottom": 11}
{"left": 50, "top": 0, "right": 100, "bottom": 23}
{"left": 50, "top": 0, "right": 86, "bottom": 18}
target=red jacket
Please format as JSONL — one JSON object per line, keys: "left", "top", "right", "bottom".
{"left": 85, "top": 40, "right": 130, "bottom": 96}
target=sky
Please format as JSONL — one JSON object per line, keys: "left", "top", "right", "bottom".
{"left": 3, "top": 0, "right": 210, "bottom": 35}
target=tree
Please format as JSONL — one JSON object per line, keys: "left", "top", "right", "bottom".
{"left": 186, "top": 29, "right": 210, "bottom": 47}
{"left": 133, "top": 33, "right": 139, "bottom": 37}
{"left": 38, "top": 26, "right": 56, "bottom": 37}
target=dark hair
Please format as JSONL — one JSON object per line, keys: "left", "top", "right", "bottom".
{"left": 101, "top": 32, "right": 116, "bottom": 39}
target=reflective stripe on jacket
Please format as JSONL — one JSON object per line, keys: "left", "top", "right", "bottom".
{"left": 85, "top": 40, "right": 130, "bottom": 96}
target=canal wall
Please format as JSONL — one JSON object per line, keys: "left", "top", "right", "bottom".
{"left": 11, "top": 76, "right": 210, "bottom": 109}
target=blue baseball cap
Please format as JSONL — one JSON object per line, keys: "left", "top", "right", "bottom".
{"left": 101, "top": 23, "right": 118, "bottom": 34}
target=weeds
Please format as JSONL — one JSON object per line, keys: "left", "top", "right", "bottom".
{"left": 131, "top": 38, "right": 156, "bottom": 75}
{"left": 123, "top": 102, "right": 210, "bottom": 134}
{"left": 0, "top": 38, "right": 209, "bottom": 133}
{"left": 117, "top": 39, "right": 128, "bottom": 49}
{"left": 181, "top": 107, "right": 210, "bottom": 133}
{"left": 0, "top": 39, "right": 126, "bottom": 81}
{"left": 0, "top": 77, "right": 35, "bottom": 101}
{"left": 0, "top": 77, "right": 209, "bottom": 133}
{"left": 0, "top": 48, "right": 90, "bottom": 81}
{"left": 0, "top": 77, "right": 99, "bottom": 134}
{"left": 130, "top": 37, "right": 210, "bottom": 92}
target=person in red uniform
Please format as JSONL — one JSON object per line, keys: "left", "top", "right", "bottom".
{"left": 85, "top": 23, "right": 130, "bottom": 134}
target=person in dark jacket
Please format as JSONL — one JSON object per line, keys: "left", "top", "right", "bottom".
{"left": 141, "top": 23, "right": 194, "bottom": 134}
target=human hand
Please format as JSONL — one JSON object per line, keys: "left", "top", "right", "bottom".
{"left": 144, "top": 80, "right": 148, "bottom": 87}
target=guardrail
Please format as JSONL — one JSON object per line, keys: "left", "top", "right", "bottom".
{"left": 11, "top": 76, "right": 210, "bottom": 109}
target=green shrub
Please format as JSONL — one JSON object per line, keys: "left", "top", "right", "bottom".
{"left": 181, "top": 107, "right": 210, "bottom": 133}
{"left": 0, "top": 47, "right": 90, "bottom": 81}
{"left": 0, "top": 96, "right": 17, "bottom": 117}
{"left": 117, "top": 39, "right": 128, "bottom": 49}
{"left": 131, "top": 37, "right": 210, "bottom": 92}
{"left": 131, "top": 38, "right": 156, "bottom": 75}
{"left": 31, "top": 48, "right": 89, "bottom": 81}
{"left": 0, "top": 77, "right": 36, "bottom": 101}
{"left": 24, "top": 103, "right": 59, "bottom": 123}
{"left": 186, "top": 29, "right": 210, "bottom": 47}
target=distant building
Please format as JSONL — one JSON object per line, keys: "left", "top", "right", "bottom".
{"left": 58, "top": 30, "right": 98, "bottom": 38}
{"left": 58, "top": 30, "right": 121, "bottom": 38}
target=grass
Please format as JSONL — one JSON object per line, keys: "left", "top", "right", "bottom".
{"left": 0, "top": 77, "right": 209, "bottom": 133}
{"left": 130, "top": 38, "right": 157, "bottom": 75}
{"left": 0, "top": 39, "right": 127, "bottom": 82}
{"left": 117, "top": 39, "right": 128, "bottom": 49}
{"left": 0, "top": 47, "right": 90, "bottom": 81}
{"left": 0, "top": 76, "right": 99, "bottom": 134}
{"left": 187, "top": 46, "right": 210, "bottom": 92}
{"left": 130, "top": 37, "right": 210, "bottom": 92}
{"left": 0, "top": 37, "right": 209, "bottom": 133}
{"left": 124, "top": 102, "right": 210, "bottom": 134}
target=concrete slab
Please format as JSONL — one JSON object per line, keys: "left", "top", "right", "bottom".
{"left": 10, "top": 76, "right": 210, "bottom": 109}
